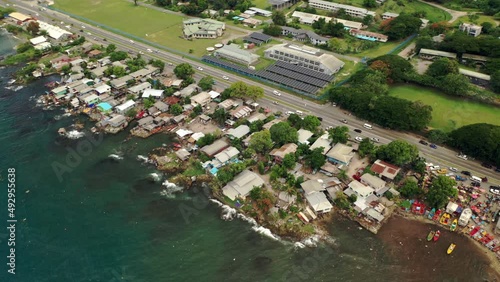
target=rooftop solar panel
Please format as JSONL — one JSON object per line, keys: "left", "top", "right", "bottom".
{"left": 274, "top": 61, "right": 333, "bottom": 82}
{"left": 266, "top": 65, "right": 327, "bottom": 88}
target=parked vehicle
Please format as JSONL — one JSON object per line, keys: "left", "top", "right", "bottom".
{"left": 340, "top": 119, "right": 348, "bottom": 124}
{"left": 482, "top": 163, "right": 493, "bottom": 169}
{"left": 370, "top": 137, "right": 380, "bottom": 143}
{"left": 455, "top": 175, "right": 466, "bottom": 181}
{"left": 430, "top": 144, "right": 438, "bottom": 149}
{"left": 482, "top": 177, "right": 488, "bottom": 183}
{"left": 354, "top": 129, "right": 362, "bottom": 133}
{"left": 419, "top": 140, "right": 428, "bottom": 145}
{"left": 490, "top": 186, "right": 500, "bottom": 196}
{"left": 449, "top": 167, "right": 458, "bottom": 172}
{"left": 437, "top": 168, "right": 448, "bottom": 174}
{"left": 471, "top": 176, "right": 482, "bottom": 183}
{"left": 355, "top": 136, "right": 363, "bottom": 142}
{"left": 461, "top": 171, "right": 471, "bottom": 176}
{"left": 471, "top": 181, "right": 481, "bottom": 187}
{"left": 363, "top": 123, "right": 372, "bottom": 129}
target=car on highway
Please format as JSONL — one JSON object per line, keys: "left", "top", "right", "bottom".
{"left": 139, "top": 51, "right": 144, "bottom": 55}
{"left": 147, "top": 48, "right": 153, "bottom": 53}
{"left": 457, "top": 154, "right": 468, "bottom": 160}
{"left": 429, "top": 143, "right": 438, "bottom": 149}
{"left": 81, "top": 25, "right": 85, "bottom": 28}
{"left": 430, "top": 165, "right": 440, "bottom": 171}
{"left": 87, "top": 32, "right": 92, "bottom": 36}
{"left": 482, "top": 163, "right": 493, "bottom": 169}
{"left": 455, "top": 175, "right": 466, "bottom": 181}
{"left": 340, "top": 119, "right": 348, "bottom": 124}
{"left": 354, "top": 136, "right": 363, "bottom": 142}
{"left": 222, "top": 76, "right": 229, "bottom": 80}
{"left": 316, "top": 116, "right": 323, "bottom": 121}
{"left": 354, "top": 129, "right": 362, "bottom": 133}
{"left": 285, "top": 111, "right": 294, "bottom": 115}
{"left": 197, "top": 67, "right": 203, "bottom": 71}
{"left": 130, "top": 40, "right": 134, "bottom": 44}
{"left": 273, "top": 90, "right": 281, "bottom": 96}
{"left": 370, "top": 137, "right": 380, "bottom": 143}
{"left": 471, "top": 181, "right": 481, "bottom": 187}
{"left": 490, "top": 186, "right": 500, "bottom": 196}
{"left": 167, "top": 62, "right": 173, "bottom": 66}
{"left": 449, "top": 167, "right": 458, "bottom": 172}
{"left": 273, "top": 101, "right": 278, "bottom": 105}
{"left": 461, "top": 171, "right": 471, "bottom": 176}
{"left": 419, "top": 140, "right": 428, "bottom": 145}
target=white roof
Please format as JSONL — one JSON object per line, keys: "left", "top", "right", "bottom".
{"left": 83, "top": 94, "right": 99, "bottom": 103}
{"left": 176, "top": 128, "right": 193, "bottom": 138}
{"left": 30, "top": 36, "right": 47, "bottom": 45}
{"left": 459, "top": 68, "right": 491, "bottom": 81}
{"left": 190, "top": 132, "right": 205, "bottom": 141}
{"left": 129, "top": 81, "right": 151, "bottom": 93}
{"left": 227, "top": 125, "right": 250, "bottom": 139}
{"left": 38, "top": 21, "right": 72, "bottom": 40}
{"left": 348, "top": 180, "right": 374, "bottom": 198}
{"left": 297, "top": 129, "right": 314, "bottom": 144}
{"left": 94, "top": 84, "right": 111, "bottom": 94}
{"left": 222, "top": 170, "right": 265, "bottom": 200}
{"left": 310, "top": 134, "right": 331, "bottom": 154}
{"left": 116, "top": 100, "right": 136, "bottom": 111}
{"left": 305, "top": 192, "right": 333, "bottom": 213}
{"left": 208, "top": 90, "right": 220, "bottom": 99}
{"left": 366, "top": 208, "right": 384, "bottom": 222}
{"left": 360, "top": 173, "right": 386, "bottom": 190}
{"left": 446, "top": 201, "right": 459, "bottom": 213}
{"left": 301, "top": 179, "right": 324, "bottom": 195}
{"left": 34, "top": 42, "right": 52, "bottom": 50}
{"left": 142, "top": 89, "right": 164, "bottom": 98}
{"left": 214, "top": 146, "right": 240, "bottom": 163}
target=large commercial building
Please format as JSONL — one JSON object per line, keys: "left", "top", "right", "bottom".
{"left": 264, "top": 44, "right": 344, "bottom": 75}
{"left": 182, "top": 19, "right": 225, "bottom": 39}
{"left": 308, "top": 0, "right": 376, "bottom": 18}
{"left": 213, "top": 44, "right": 259, "bottom": 66}
{"left": 291, "top": 11, "right": 363, "bottom": 30}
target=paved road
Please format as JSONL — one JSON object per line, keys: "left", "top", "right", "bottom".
{"left": 5, "top": 0, "right": 499, "bottom": 186}
{"left": 417, "top": 0, "right": 467, "bottom": 23}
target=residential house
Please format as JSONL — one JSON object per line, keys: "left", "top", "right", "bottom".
{"left": 366, "top": 208, "right": 385, "bottom": 222}
{"left": 110, "top": 75, "right": 133, "bottom": 89}
{"left": 201, "top": 139, "right": 230, "bottom": 157}
{"left": 263, "top": 119, "right": 281, "bottom": 130}
{"left": 175, "top": 84, "right": 200, "bottom": 98}
{"left": 218, "top": 99, "right": 236, "bottom": 110}
{"left": 248, "top": 7, "right": 272, "bottom": 17}
{"left": 88, "top": 49, "right": 103, "bottom": 58}
{"left": 154, "top": 101, "right": 169, "bottom": 112}
{"left": 230, "top": 106, "right": 252, "bottom": 120}
{"left": 210, "top": 146, "right": 240, "bottom": 168}
{"left": 360, "top": 173, "right": 388, "bottom": 197}
{"left": 172, "top": 114, "right": 187, "bottom": 124}
{"left": 247, "top": 113, "right": 267, "bottom": 124}
{"left": 94, "top": 84, "right": 111, "bottom": 95}
{"left": 175, "top": 149, "right": 191, "bottom": 161}
{"left": 297, "top": 129, "right": 314, "bottom": 145}
{"left": 142, "top": 89, "right": 164, "bottom": 99}
{"left": 97, "top": 102, "right": 113, "bottom": 114}
{"left": 301, "top": 179, "right": 325, "bottom": 195}
{"left": 281, "top": 26, "right": 330, "bottom": 46}
{"left": 278, "top": 191, "right": 297, "bottom": 208}
{"left": 190, "top": 91, "right": 212, "bottom": 107}
{"left": 115, "top": 100, "right": 136, "bottom": 114}
{"left": 326, "top": 143, "right": 354, "bottom": 166}
{"left": 137, "top": 116, "right": 154, "bottom": 128}
{"left": 270, "top": 143, "right": 298, "bottom": 163}
{"left": 222, "top": 170, "right": 265, "bottom": 200}
{"left": 459, "top": 23, "right": 482, "bottom": 37}
{"left": 90, "top": 66, "right": 107, "bottom": 78}
{"left": 345, "top": 180, "right": 374, "bottom": 198}
{"left": 82, "top": 94, "right": 100, "bottom": 106}
{"left": 305, "top": 192, "right": 333, "bottom": 215}
{"left": 226, "top": 125, "right": 251, "bottom": 140}
{"left": 370, "top": 159, "right": 401, "bottom": 181}
{"left": 29, "top": 36, "right": 47, "bottom": 46}
{"left": 106, "top": 114, "right": 127, "bottom": 128}
{"left": 310, "top": 133, "right": 331, "bottom": 155}
{"left": 188, "top": 132, "right": 205, "bottom": 143}
{"left": 8, "top": 12, "right": 33, "bottom": 24}
{"left": 129, "top": 82, "right": 151, "bottom": 95}
{"left": 37, "top": 21, "right": 72, "bottom": 41}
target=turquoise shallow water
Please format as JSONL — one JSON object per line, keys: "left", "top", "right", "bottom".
{"left": 0, "top": 32, "right": 497, "bottom": 282}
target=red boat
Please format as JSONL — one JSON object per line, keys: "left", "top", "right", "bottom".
{"left": 432, "top": 209, "right": 442, "bottom": 221}
{"left": 136, "top": 110, "right": 146, "bottom": 119}
{"left": 433, "top": 230, "right": 441, "bottom": 242}
{"left": 173, "top": 143, "right": 182, "bottom": 149}
{"left": 469, "top": 226, "right": 480, "bottom": 236}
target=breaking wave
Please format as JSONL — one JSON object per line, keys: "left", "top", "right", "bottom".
{"left": 66, "top": 130, "right": 85, "bottom": 139}
{"left": 137, "top": 155, "right": 149, "bottom": 163}
{"left": 148, "top": 172, "right": 162, "bottom": 182}
{"left": 108, "top": 154, "right": 124, "bottom": 161}
{"left": 160, "top": 180, "right": 184, "bottom": 198}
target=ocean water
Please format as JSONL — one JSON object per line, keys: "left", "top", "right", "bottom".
{"left": 0, "top": 32, "right": 498, "bottom": 282}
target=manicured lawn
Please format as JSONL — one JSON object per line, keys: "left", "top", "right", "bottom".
{"left": 53, "top": 0, "right": 244, "bottom": 57}
{"left": 389, "top": 85, "right": 500, "bottom": 132}
{"left": 353, "top": 40, "right": 401, "bottom": 58}
{"left": 453, "top": 15, "right": 499, "bottom": 27}
{"left": 252, "top": 0, "right": 272, "bottom": 9}
{"left": 379, "top": 0, "right": 451, "bottom": 22}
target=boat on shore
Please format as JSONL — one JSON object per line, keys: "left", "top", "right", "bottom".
{"left": 450, "top": 219, "right": 458, "bottom": 232}
{"left": 427, "top": 230, "right": 436, "bottom": 241}
{"left": 433, "top": 230, "right": 441, "bottom": 242}
{"left": 447, "top": 243, "right": 456, "bottom": 254}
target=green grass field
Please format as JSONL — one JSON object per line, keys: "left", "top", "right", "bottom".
{"left": 333, "top": 0, "right": 451, "bottom": 22}
{"left": 54, "top": 0, "right": 244, "bottom": 57}
{"left": 453, "top": 15, "right": 499, "bottom": 27}
{"left": 253, "top": 0, "right": 272, "bottom": 9}
{"left": 389, "top": 85, "right": 500, "bottom": 132}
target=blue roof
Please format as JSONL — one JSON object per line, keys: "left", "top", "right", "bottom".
{"left": 97, "top": 102, "right": 112, "bottom": 111}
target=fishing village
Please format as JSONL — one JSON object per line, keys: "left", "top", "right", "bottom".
{"left": 3, "top": 8, "right": 500, "bottom": 266}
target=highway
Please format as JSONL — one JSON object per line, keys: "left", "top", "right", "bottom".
{"left": 4, "top": 0, "right": 499, "bottom": 185}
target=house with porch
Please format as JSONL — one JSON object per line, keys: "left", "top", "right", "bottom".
{"left": 270, "top": 143, "right": 298, "bottom": 163}
{"left": 370, "top": 159, "right": 401, "bottom": 181}
{"left": 360, "top": 173, "right": 388, "bottom": 197}
{"left": 326, "top": 143, "right": 354, "bottom": 166}
{"left": 222, "top": 170, "right": 265, "bottom": 201}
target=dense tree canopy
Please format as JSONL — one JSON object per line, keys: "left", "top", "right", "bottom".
{"left": 263, "top": 24, "right": 282, "bottom": 37}
{"left": 376, "top": 140, "right": 419, "bottom": 166}
{"left": 226, "top": 81, "right": 264, "bottom": 101}
{"left": 272, "top": 10, "right": 286, "bottom": 26}
{"left": 400, "top": 180, "right": 421, "bottom": 198}
{"left": 449, "top": 123, "right": 500, "bottom": 166}
{"left": 381, "top": 13, "right": 422, "bottom": 40}
{"left": 302, "top": 115, "right": 321, "bottom": 132}
{"left": 328, "top": 126, "right": 349, "bottom": 144}
{"left": 368, "top": 54, "right": 414, "bottom": 83}
{"left": 270, "top": 122, "right": 298, "bottom": 146}
{"left": 426, "top": 58, "right": 459, "bottom": 77}
{"left": 426, "top": 176, "right": 457, "bottom": 208}
{"left": 358, "top": 138, "right": 376, "bottom": 158}
{"left": 174, "top": 63, "right": 195, "bottom": 79}
{"left": 249, "top": 130, "right": 274, "bottom": 153}
{"left": 198, "top": 76, "right": 214, "bottom": 91}
{"left": 306, "top": 147, "right": 326, "bottom": 170}
{"left": 491, "top": 71, "right": 500, "bottom": 93}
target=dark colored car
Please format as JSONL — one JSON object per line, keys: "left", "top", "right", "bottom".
{"left": 496, "top": 168, "right": 500, "bottom": 173}
{"left": 317, "top": 116, "right": 323, "bottom": 121}
{"left": 482, "top": 163, "right": 493, "bottom": 169}
{"left": 354, "top": 129, "right": 362, "bottom": 133}
{"left": 419, "top": 140, "right": 428, "bottom": 145}
{"left": 482, "top": 177, "right": 488, "bottom": 183}
{"left": 430, "top": 144, "right": 438, "bottom": 149}
{"left": 462, "top": 171, "right": 472, "bottom": 176}
{"left": 471, "top": 181, "right": 481, "bottom": 187}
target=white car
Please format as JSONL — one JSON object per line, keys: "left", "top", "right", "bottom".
{"left": 81, "top": 25, "right": 85, "bottom": 28}
{"left": 370, "top": 137, "right": 380, "bottom": 143}
{"left": 147, "top": 48, "right": 153, "bottom": 53}
{"left": 87, "top": 32, "right": 92, "bottom": 36}
{"left": 449, "top": 167, "right": 458, "bottom": 172}
{"left": 197, "top": 67, "right": 203, "bottom": 71}
{"left": 354, "top": 136, "right": 363, "bottom": 142}
{"left": 457, "top": 154, "right": 468, "bottom": 160}
{"left": 222, "top": 76, "right": 229, "bottom": 80}
{"left": 139, "top": 51, "right": 144, "bottom": 55}
{"left": 285, "top": 111, "right": 294, "bottom": 115}
{"left": 130, "top": 40, "right": 134, "bottom": 44}
{"left": 430, "top": 165, "right": 440, "bottom": 171}
{"left": 273, "top": 90, "right": 281, "bottom": 96}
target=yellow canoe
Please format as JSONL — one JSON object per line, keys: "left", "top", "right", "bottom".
{"left": 447, "top": 243, "right": 456, "bottom": 254}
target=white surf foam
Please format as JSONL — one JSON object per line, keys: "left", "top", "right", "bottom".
{"left": 108, "top": 154, "right": 123, "bottom": 160}
{"left": 160, "top": 180, "right": 184, "bottom": 198}
{"left": 148, "top": 172, "right": 162, "bottom": 182}
{"left": 66, "top": 130, "right": 85, "bottom": 139}
{"left": 137, "top": 155, "right": 149, "bottom": 163}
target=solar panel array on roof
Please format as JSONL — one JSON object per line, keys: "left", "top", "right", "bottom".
{"left": 250, "top": 32, "right": 272, "bottom": 42}
{"left": 266, "top": 65, "right": 327, "bottom": 88}
{"left": 202, "top": 56, "right": 256, "bottom": 75}
{"left": 274, "top": 60, "right": 333, "bottom": 82}
{"left": 256, "top": 70, "right": 319, "bottom": 93}
{"left": 243, "top": 37, "right": 263, "bottom": 46}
